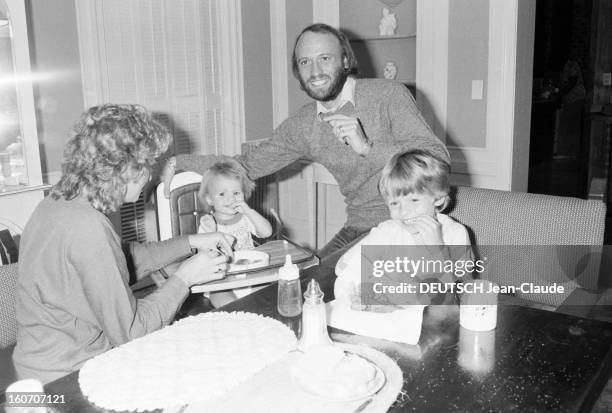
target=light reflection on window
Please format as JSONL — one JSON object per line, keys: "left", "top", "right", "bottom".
{"left": 0, "top": 1, "right": 27, "bottom": 192}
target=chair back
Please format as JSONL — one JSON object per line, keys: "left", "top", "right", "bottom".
{"left": 156, "top": 171, "right": 205, "bottom": 241}
{"left": 0, "top": 263, "right": 18, "bottom": 349}
{"left": 447, "top": 186, "right": 606, "bottom": 307}
{"left": 449, "top": 186, "right": 605, "bottom": 245}
{"left": 156, "top": 170, "right": 283, "bottom": 242}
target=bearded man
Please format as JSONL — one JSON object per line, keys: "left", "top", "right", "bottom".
{"left": 165, "top": 23, "right": 449, "bottom": 270}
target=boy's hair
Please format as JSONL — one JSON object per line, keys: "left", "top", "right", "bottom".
{"left": 379, "top": 149, "right": 451, "bottom": 212}
{"left": 198, "top": 159, "right": 255, "bottom": 212}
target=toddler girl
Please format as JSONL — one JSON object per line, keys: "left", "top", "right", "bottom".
{"left": 334, "top": 149, "right": 472, "bottom": 309}
{"left": 198, "top": 160, "right": 272, "bottom": 248}
{"left": 198, "top": 160, "right": 273, "bottom": 306}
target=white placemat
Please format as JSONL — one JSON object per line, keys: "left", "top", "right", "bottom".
{"left": 78, "top": 312, "right": 296, "bottom": 412}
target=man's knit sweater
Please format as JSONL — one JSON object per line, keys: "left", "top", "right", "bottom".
{"left": 176, "top": 78, "right": 448, "bottom": 230}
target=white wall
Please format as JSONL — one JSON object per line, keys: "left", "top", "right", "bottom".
{"left": 286, "top": 0, "right": 312, "bottom": 113}
{"left": 444, "top": 0, "right": 534, "bottom": 191}
{"left": 26, "top": 0, "right": 84, "bottom": 182}
{"left": 446, "top": 0, "right": 488, "bottom": 149}
{"left": 241, "top": 0, "right": 274, "bottom": 141}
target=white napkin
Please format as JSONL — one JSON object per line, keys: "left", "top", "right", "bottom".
{"left": 326, "top": 300, "right": 425, "bottom": 345}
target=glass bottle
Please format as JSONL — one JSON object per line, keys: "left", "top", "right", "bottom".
{"left": 277, "top": 254, "right": 302, "bottom": 317}
{"left": 297, "top": 279, "right": 333, "bottom": 352}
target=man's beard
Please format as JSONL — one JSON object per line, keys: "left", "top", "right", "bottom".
{"left": 299, "top": 66, "right": 348, "bottom": 102}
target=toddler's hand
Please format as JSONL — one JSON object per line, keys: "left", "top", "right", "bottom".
{"left": 349, "top": 291, "right": 367, "bottom": 311}
{"left": 232, "top": 200, "right": 250, "bottom": 214}
{"left": 401, "top": 215, "right": 444, "bottom": 245}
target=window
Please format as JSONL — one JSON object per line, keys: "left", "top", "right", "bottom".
{"left": 76, "top": 0, "right": 244, "bottom": 240}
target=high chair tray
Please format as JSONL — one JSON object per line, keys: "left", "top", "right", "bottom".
{"left": 191, "top": 239, "right": 317, "bottom": 293}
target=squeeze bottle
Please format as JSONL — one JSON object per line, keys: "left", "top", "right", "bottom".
{"left": 277, "top": 254, "right": 302, "bottom": 317}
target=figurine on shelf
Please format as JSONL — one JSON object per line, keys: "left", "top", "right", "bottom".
{"left": 383, "top": 61, "right": 398, "bottom": 80}
{"left": 380, "top": 0, "right": 404, "bottom": 7}
{"left": 379, "top": 7, "right": 397, "bottom": 36}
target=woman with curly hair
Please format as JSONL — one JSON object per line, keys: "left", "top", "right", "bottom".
{"left": 13, "top": 104, "right": 234, "bottom": 383}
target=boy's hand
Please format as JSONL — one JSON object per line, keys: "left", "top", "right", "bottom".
{"left": 161, "top": 156, "right": 177, "bottom": 198}
{"left": 348, "top": 286, "right": 400, "bottom": 312}
{"left": 402, "top": 215, "right": 444, "bottom": 245}
{"left": 322, "top": 113, "right": 372, "bottom": 157}
{"left": 349, "top": 290, "right": 366, "bottom": 311}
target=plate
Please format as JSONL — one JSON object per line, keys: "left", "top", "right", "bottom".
{"left": 227, "top": 250, "right": 269, "bottom": 273}
{"left": 291, "top": 350, "right": 386, "bottom": 402}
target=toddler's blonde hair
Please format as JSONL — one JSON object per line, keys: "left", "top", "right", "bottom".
{"left": 198, "top": 159, "right": 255, "bottom": 213}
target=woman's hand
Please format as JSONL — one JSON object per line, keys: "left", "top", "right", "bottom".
{"left": 174, "top": 252, "right": 229, "bottom": 287}
{"left": 187, "top": 233, "right": 235, "bottom": 258}
{"left": 401, "top": 215, "right": 444, "bottom": 245}
{"left": 322, "top": 113, "right": 372, "bottom": 157}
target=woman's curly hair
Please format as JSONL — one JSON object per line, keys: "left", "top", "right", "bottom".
{"left": 51, "top": 104, "right": 171, "bottom": 213}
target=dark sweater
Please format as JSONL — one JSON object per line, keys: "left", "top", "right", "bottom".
{"left": 177, "top": 78, "right": 448, "bottom": 230}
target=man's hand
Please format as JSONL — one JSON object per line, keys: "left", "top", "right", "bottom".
{"left": 161, "top": 156, "right": 177, "bottom": 198}
{"left": 187, "top": 232, "right": 235, "bottom": 258}
{"left": 322, "top": 113, "right": 372, "bottom": 156}
{"left": 400, "top": 215, "right": 444, "bottom": 245}
{"left": 174, "top": 252, "right": 229, "bottom": 287}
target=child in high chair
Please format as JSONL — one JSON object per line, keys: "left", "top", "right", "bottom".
{"left": 198, "top": 160, "right": 273, "bottom": 306}
{"left": 334, "top": 149, "right": 472, "bottom": 310}
{"left": 198, "top": 160, "right": 272, "bottom": 248}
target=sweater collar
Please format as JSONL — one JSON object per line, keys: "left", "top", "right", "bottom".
{"left": 316, "top": 76, "right": 356, "bottom": 120}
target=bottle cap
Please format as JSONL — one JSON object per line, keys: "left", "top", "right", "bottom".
{"left": 304, "top": 279, "right": 324, "bottom": 303}
{"left": 278, "top": 254, "right": 299, "bottom": 280}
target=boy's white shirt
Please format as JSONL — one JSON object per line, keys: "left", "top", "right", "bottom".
{"left": 334, "top": 213, "right": 470, "bottom": 301}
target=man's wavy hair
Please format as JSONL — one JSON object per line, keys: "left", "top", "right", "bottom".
{"left": 198, "top": 159, "right": 255, "bottom": 214}
{"left": 379, "top": 149, "right": 451, "bottom": 212}
{"left": 51, "top": 104, "right": 171, "bottom": 213}
{"left": 291, "top": 23, "right": 359, "bottom": 78}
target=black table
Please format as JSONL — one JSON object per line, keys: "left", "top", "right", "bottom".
{"left": 34, "top": 266, "right": 612, "bottom": 412}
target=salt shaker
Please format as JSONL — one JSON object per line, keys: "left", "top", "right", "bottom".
{"left": 277, "top": 254, "right": 302, "bottom": 317}
{"left": 297, "top": 279, "right": 333, "bottom": 351}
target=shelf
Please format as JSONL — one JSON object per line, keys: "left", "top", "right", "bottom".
{"left": 348, "top": 33, "right": 416, "bottom": 41}
{"left": 0, "top": 184, "right": 52, "bottom": 197}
